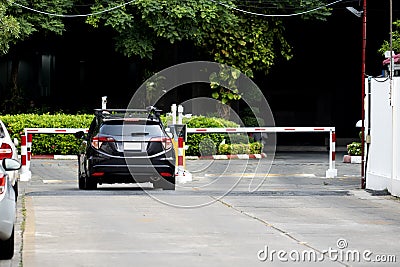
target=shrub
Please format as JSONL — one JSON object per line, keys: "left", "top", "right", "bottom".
{"left": 0, "top": 113, "right": 262, "bottom": 156}
{"left": 347, "top": 142, "right": 362, "bottom": 156}
{"left": 218, "top": 142, "right": 262, "bottom": 155}
{"left": 250, "top": 142, "right": 263, "bottom": 154}
{"left": 183, "top": 116, "right": 238, "bottom": 156}
{"left": 224, "top": 133, "right": 252, "bottom": 144}
{"left": 0, "top": 113, "right": 93, "bottom": 155}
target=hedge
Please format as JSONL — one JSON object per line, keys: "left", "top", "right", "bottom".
{"left": 183, "top": 116, "right": 239, "bottom": 156}
{"left": 0, "top": 114, "right": 254, "bottom": 156}
{"left": 0, "top": 114, "right": 93, "bottom": 155}
{"left": 219, "top": 142, "right": 262, "bottom": 155}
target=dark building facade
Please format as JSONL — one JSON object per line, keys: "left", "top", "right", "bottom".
{"left": 0, "top": 2, "right": 398, "bottom": 145}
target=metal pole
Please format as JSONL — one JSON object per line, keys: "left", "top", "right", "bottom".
{"left": 102, "top": 96, "right": 107, "bottom": 109}
{"left": 171, "top": 104, "right": 177, "bottom": 125}
{"left": 178, "top": 105, "right": 184, "bottom": 124}
{"left": 361, "top": 0, "right": 367, "bottom": 189}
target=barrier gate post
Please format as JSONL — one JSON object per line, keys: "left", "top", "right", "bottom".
{"left": 326, "top": 130, "right": 337, "bottom": 178}
{"left": 19, "top": 134, "right": 31, "bottom": 181}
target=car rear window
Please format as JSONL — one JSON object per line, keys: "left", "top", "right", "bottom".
{"left": 99, "top": 120, "right": 164, "bottom": 136}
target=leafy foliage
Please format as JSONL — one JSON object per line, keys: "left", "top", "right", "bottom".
{"left": 0, "top": 114, "right": 93, "bottom": 155}
{"left": 87, "top": 0, "right": 331, "bottom": 75}
{"left": 0, "top": 0, "right": 74, "bottom": 56}
{"left": 219, "top": 142, "right": 262, "bottom": 155}
{"left": 379, "top": 20, "right": 400, "bottom": 55}
{"left": 183, "top": 115, "right": 238, "bottom": 156}
{"left": 210, "top": 65, "right": 242, "bottom": 105}
{"left": 347, "top": 142, "right": 361, "bottom": 156}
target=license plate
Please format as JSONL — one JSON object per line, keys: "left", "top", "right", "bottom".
{"left": 124, "top": 142, "right": 141, "bottom": 150}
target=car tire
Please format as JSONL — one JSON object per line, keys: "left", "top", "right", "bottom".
{"left": 154, "top": 177, "right": 175, "bottom": 190}
{"left": 78, "top": 175, "right": 97, "bottom": 190}
{"left": 78, "top": 174, "right": 86, "bottom": 190}
{"left": 0, "top": 227, "right": 14, "bottom": 260}
{"left": 86, "top": 177, "right": 97, "bottom": 190}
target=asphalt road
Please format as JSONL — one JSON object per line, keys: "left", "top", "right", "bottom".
{"left": 1, "top": 152, "right": 400, "bottom": 267}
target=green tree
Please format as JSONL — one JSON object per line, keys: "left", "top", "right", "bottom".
{"left": 379, "top": 19, "right": 400, "bottom": 55}
{"left": 87, "top": 0, "right": 332, "bottom": 76}
{"left": 0, "top": 0, "right": 73, "bottom": 113}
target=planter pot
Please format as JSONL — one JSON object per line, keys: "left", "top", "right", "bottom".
{"left": 343, "top": 155, "right": 361, "bottom": 164}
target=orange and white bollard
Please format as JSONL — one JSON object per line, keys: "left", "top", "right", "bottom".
{"left": 175, "top": 136, "right": 192, "bottom": 184}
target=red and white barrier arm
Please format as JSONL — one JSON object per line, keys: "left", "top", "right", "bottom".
{"left": 19, "top": 128, "right": 89, "bottom": 181}
{"left": 187, "top": 127, "right": 335, "bottom": 133}
{"left": 24, "top": 128, "right": 89, "bottom": 134}
{"left": 187, "top": 126, "right": 337, "bottom": 178}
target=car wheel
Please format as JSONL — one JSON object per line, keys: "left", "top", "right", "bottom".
{"left": 154, "top": 177, "right": 175, "bottom": 190}
{"left": 86, "top": 177, "right": 97, "bottom": 190}
{"left": 78, "top": 174, "right": 86, "bottom": 190}
{"left": 78, "top": 175, "right": 97, "bottom": 190}
{"left": 0, "top": 227, "right": 14, "bottom": 260}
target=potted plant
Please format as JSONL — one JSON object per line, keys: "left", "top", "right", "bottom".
{"left": 343, "top": 142, "right": 362, "bottom": 163}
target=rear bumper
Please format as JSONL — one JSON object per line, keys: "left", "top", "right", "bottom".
{"left": 88, "top": 156, "right": 175, "bottom": 183}
{"left": 0, "top": 181, "right": 16, "bottom": 240}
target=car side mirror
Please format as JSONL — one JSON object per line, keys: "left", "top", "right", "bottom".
{"left": 2, "top": 158, "right": 21, "bottom": 171}
{"left": 74, "top": 131, "right": 85, "bottom": 139}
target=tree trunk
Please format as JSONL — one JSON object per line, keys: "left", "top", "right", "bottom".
{"left": 11, "top": 57, "right": 19, "bottom": 94}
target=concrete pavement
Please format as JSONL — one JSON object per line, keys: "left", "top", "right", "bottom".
{"left": 1, "top": 152, "right": 399, "bottom": 266}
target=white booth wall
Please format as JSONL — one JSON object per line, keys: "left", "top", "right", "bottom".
{"left": 366, "top": 77, "right": 400, "bottom": 196}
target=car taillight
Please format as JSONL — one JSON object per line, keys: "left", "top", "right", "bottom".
{"left": 150, "top": 137, "right": 172, "bottom": 150}
{"left": 0, "top": 174, "right": 5, "bottom": 194}
{"left": 0, "top": 143, "right": 13, "bottom": 159}
{"left": 91, "top": 136, "right": 115, "bottom": 149}
{"left": 160, "top": 172, "right": 173, "bottom": 177}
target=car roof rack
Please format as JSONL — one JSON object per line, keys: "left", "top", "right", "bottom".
{"left": 94, "top": 106, "right": 162, "bottom": 121}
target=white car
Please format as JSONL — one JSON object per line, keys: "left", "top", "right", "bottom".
{"left": 0, "top": 120, "right": 19, "bottom": 196}
{"left": 0, "top": 158, "right": 21, "bottom": 260}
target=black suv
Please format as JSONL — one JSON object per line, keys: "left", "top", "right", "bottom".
{"left": 75, "top": 107, "right": 175, "bottom": 190}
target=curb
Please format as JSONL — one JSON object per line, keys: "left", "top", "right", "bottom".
{"left": 186, "top": 153, "right": 267, "bottom": 160}
{"left": 32, "top": 155, "right": 77, "bottom": 160}
{"left": 31, "top": 154, "right": 267, "bottom": 160}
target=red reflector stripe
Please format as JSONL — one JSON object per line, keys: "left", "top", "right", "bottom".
{"left": 160, "top": 172, "right": 172, "bottom": 177}
{"left": 0, "top": 174, "right": 5, "bottom": 194}
{"left": 91, "top": 172, "right": 104, "bottom": 177}
{"left": 195, "top": 129, "right": 207, "bottom": 132}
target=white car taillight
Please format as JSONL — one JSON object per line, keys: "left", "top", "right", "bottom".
{"left": 0, "top": 143, "right": 13, "bottom": 159}
{"left": 91, "top": 136, "right": 115, "bottom": 149}
{"left": 0, "top": 174, "right": 5, "bottom": 194}
{"left": 150, "top": 137, "right": 173, "bottom": 150}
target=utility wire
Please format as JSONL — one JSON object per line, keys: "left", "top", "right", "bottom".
{"left": 8, "top": 0, "right": 346, "bottom": 18}
{"left": 8, "top": 0, "right": 137, "bottom": 18}
{"left": 210, "top": 0, "right": 345, "bottom": 17}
